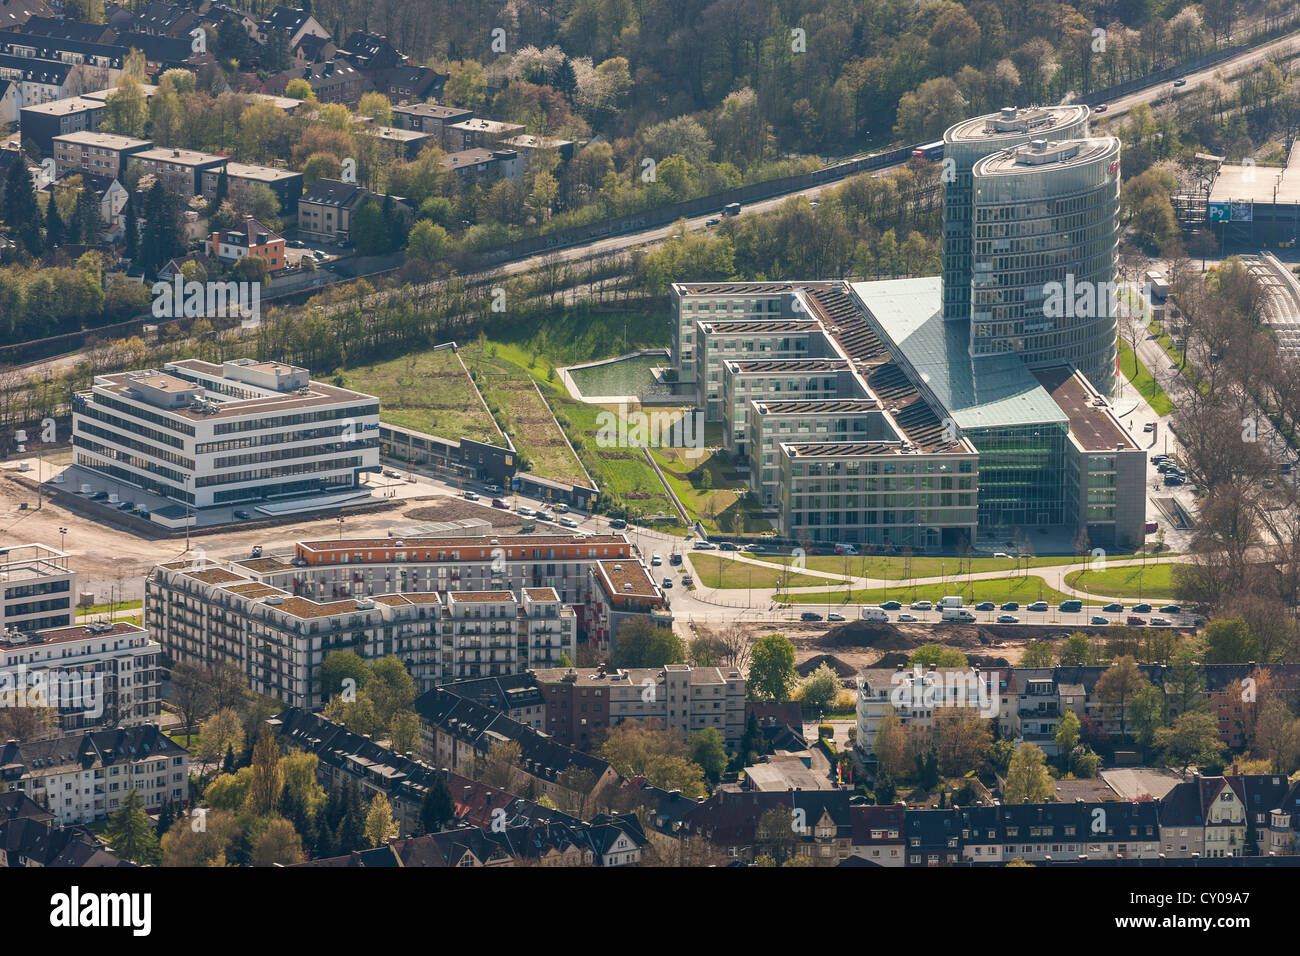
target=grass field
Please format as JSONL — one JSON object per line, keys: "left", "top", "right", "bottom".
{"left": 460, "top": 343, "right": 590, "bottom": 487}
{"left": 781, "top": 575, "right": 1078, "bottom": 606}
{"left": 77, "top": 599, "right": 143, "bottom": 616}
{"left": 750, "top": 551, "right": 1154, "bottom": 580}
{"left": 340, "top": 347, "right": 504, "bottom": 446}
{"left": 651, "top": 446, "right": 772, "bottom": 534}
{"left": 1117, "top": 338, "right": 1175, "bottom": 417}
{"left": 1065, "top": 562, "right": 1179, "bottom": 600}
{"left": 690, "top": 553, "right": 830, "bottom": 589}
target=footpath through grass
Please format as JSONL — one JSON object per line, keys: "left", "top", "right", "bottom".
{"left": 1117, "top": 338, "right": 1175, "bottom": 417}
{"left": 690, "top": 553, "right": 829, "bottom": 589}
{"left": 751, "top": 551, "right": 1151, "bottom": 580}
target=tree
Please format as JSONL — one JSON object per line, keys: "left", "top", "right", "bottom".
{"left": 406, "top": 220, "right": 449, "bottom": 270}
{"left": 168, "top": 660, "right": 214, "bottom": 737}
{"left": 3, "top": 157, "right": 42, "bottom": 255}
{"left": 284, "top": 78, "right": 315, "bottom": 100}
{"left": 1094, "top": 656, "right": 1149, "bottom": 741}
{"left": 421, "top": 774, "right": 455, "bottom": 834}
{"left": 251, "top": 817, "right": 304, "bottom": 866}
{"left": 689, "top": 728, "right": 728, "bottom": 785}
{"left": 915, "top": 747, "right": 940, "bottom": 790}
{"left": 1202, "top": 618, "right": 1256, "bottom": 664}
{"left": 747, "top": 634, "right": 797, "bottom": 701}
{"left": 364, "top": 792, "right": 399, "bottom": 846}
{"left": 73, "top": 186, "right": 101, "bottom": 245}
{"left": 205, "top": 768, "right": 252, "bottom": 810}
{"left": 801, "top": 662, "right": 841, "bottom": 714}
{"left": 279, "top": 752, "right": 326, "bottom": 819}
{"left": 1155, "top": 711, "right": 1224, "bottom": 773}
{"left": 611, "top": 617, "right": 685, "bottom": 668}
{"left": 105, "top": 788, "right": 161, "bottom": 865}
{"left": 245, "top": 726, "right": 283, "bottom": 816}
{"left": 1021, "top": 641, "right": 1055, "bottom": 667}
{"left": 137, "top": 181, "right": 183, "bottom": 275}
{"left": 755, "top": 807, "right": 799, "bottom": 863}
{"left": 1058, "top": 632, "right": 1093, "bottom": 666}
{"left": 45, "top": 193, "right": 65, "bottom": 246}
{"left": 1130, "top": 683, "right": 1168, "bottom": 750}
{"left": 366, "top": 656, "right": 418, "bottom": 728}
{"left": 195, "top": 707, "right": 243, "bottom": 775}
{"left": 1054, "top": 710, "right": 1081, "bottom": 759}
{"left": 356, "top": 91, "right": 393, "bottom": 126}
{"left": 908, "top": 644, "right": 969, "bottom": 668}
{"left": 1004, "top": 743, "right": 1052, "bottom": 804}
{"left": 873, "top": 704, "right": 909, "bottom": 779}
{"left": 389, "top": 709, "right": 419, "bottom": 755}
{"left": 931, "top": 708, "right": 993, "bottom": 777}
{"left": 472, "top": 739, "right": 522, "bottom": 791}
{"left": 317, "top": 649, "right": 370, "bottom": 700}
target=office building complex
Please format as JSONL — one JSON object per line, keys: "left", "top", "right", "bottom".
{"left": 942, "top": 105, "right": 1090, "bottom": 326}
{"left": 0, "top": 544, "right": 75, "bottom": 635}
{"left": 971, "top": 136, "right": 1121, "bottom": 393}
{"left": 71, "top": 358, "right": 380, "bottom": 510}
{"left": 671, "top": 277, "right": 1145, "bottom": 550}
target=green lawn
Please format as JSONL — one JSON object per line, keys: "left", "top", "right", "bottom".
{"left": 339, "top": 347, "right": 504, "bottom": 446}
{"left": 751, "top": 551, "right": 1149, "bottom": 580}
{"left": 651, "top": 446, "right": 772, "bottom": 534}
{"left": 460, "top": 344, "right": 591, "bottom": 487}
{"left": 690, "top": 553, "right": 830, "bottom": 589}
{"left": 77, "top": 599, "right": 143, "bottom": 616}
{"left": 1064, "top": 562, "right": 1179, "bottom": 600}
{"left": 1117, "top": 338, "right": 1175, "bottom": 417}
{"left": 781, "top": 575, "right": 1078, "bottom": 606}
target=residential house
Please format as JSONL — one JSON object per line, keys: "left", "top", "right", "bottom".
{"left": 361, "top": 124, "right": 434, "bottom": 161}
{"left": 106, "top": 1, "right": 200, "bottom": 38}
{"left": 201, "top": 161, "right": 302, "bottom": 217}
{"left": 1158, "top": 779, "right": 1206, "bottom": 858}
{"left": 256, "top": 5, "right": 329, "bottom": 50}
{"left": 52, "top": 130, "right": 150, "bottom": 178}
{"left": 336, "top": 31, "right": 402, "bottom": 72}
{"left": 380, "top": 65, "right": 445, "bottom": 104}
{"left": 19, "top": 95, "right": 104, "bottom": 156}
{"left": 266, "top": 58, "right": 368, "bottom": 104}
{"left": 296, "top": 176, "right": 371, "bottom": 242}
{"left": 680, "top": 789, "right": 853, "bottom": 864}
{"left": 0, "top": 76, "right": 15, "bottom": 123}
{"left": 21, "top": 14, "right": 115, "bottom": 44}
{"left": 0, "top": 53, "right": 81, "bottom": 107}
{"left": 905, "top": 807, "right": 960, "bottom": 867}
{"left": 291, "top": 33, "right": 334, "bottom": 67}
{"left": 78, "top": 171, "right": 129, "bottom": 230}
{"left": 446, "top": 117, "right": 525, "bottom": 152}
{"left": 0, "top": 792, "right": 124, "bottom": 866}
{"left": 209, "top": 216, "right": 285, "bottom": 273}
{"left": 0, "top": 0, "right": 55, "bottom": 30}
{"left": 849, "top": 803, "right": 906, "bottom": 866}
{"left": 391, "top": 101, "right": 471, "bottom": 137}
{"left": 128, "top": 146, "right": 225, "bottom": 199}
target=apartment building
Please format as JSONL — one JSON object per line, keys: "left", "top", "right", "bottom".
{"left": 532, "top": 662, "right": 746, "bottom": 749}
{"left": 679, "top": 789, "right": 854, "bottom": 864}
{"left": 446, "top": 118, "right": 525, "bottom": 152}
{"left": 201, "top": 162, "right": 303, "bottom": 217}
{"left": 52, "top": 129, "right": 150, "bottom": 178}
{"left": 584, "top": 558, "right": 670, "bottom": 650}
{"left": 129, "top": 146, "right": 226, "bottom": 199}
{"left": 442, "top": 588, "right": 575, "bottom": 682}
{"left": 856, "top": 664, "right": 1012, "bottom": 757}
{"left": 0, "top": 543, "right": 74, "bottom": 635}
{"left": 0, "top": 53, "right": 78, "bottom": 106}
{"left": 296, "top": 177, "right": 372, "bottom": 242}
{"left": 391, "top": 101, "right": 471, "bottom": 137}
{"left": 361, "top": 124, "right": 435, "bottom": 161}
{"left": 956, "top": 802, "right": 1161, "bottom": 863}
{"left": 0, "top": 620, "right": 161, "bottom": 732}
{"left": 266, "top": 59, "right": 368, "bottom": 104}
{"left": 72, "top": 358, "right": 380, "bottom": 510}
{"left": 0, "top": 724, "right": 188, "bottom": 825}
{"left": 442, "top": 147, "right": 518, "bottom": 183}
{"left": 19, "top": 94, "right": 103, "bottom": 155}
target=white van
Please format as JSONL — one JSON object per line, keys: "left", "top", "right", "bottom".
{"left": 861, "top": 607, "right": 890, "bottom": 623}
{"left": 834, "top": 543, "right": 859, "bottom": 555}
{"left": 941, "top": 608, "right": 975, "bottom": 623}
{"left": 939, "top": 595, "right": 963, "bottom": 609}
{"left": 518, "top": 506, "right": 536, "bottom": 517}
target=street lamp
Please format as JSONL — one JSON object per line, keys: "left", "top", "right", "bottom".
{"left": 58, "top": 527, "right": 67, "bottom": 552}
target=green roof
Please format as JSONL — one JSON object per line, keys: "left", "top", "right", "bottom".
{"left": 848, "top": 277, "right": 1068, "bottom": 431}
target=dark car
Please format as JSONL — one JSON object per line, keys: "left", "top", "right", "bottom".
{"left": 1159, "top": 605, "right": 1181, "bottom": 614}
{"left": 1132, "top": 603, "right": 1152, "bottom": 614}
{"left": 1173, "top": 77, "right": 1187, "bottom": 86}
{"left": 1103, "top": 603, "right": 1123, "bottom": 613}
{"left": 975, "top": 602, "right": 995, "bottom": 611}
{"left": 662, "top": 578, "right": 673, "bottom": 588}
{"left": 1001, "top": 601, "right": 1019, "bottom": 611}
{"left": 91, "top": 491, "right": 109, "bottom": 501}
{"left": 800, "top": 612, "right": 823, "bottom": 622}
{"left": 492, "top": 498, "right": 509, "bottom": 509}
{"left": 117, "top": 500, "right": 134, "bottom": 511}
{"left": 718, "top": 542, "right": 739, "bottom": 551}
{"left": 670, "top": 553, "right": 683, "bottom": 565}
{"left": 1164, "top": 474, "right": 1185, "bottom": 486}
{"left": 1091, "top": 616, "right": 1110, "bottom": 625}
{"left": 233, "top": 509, "right": 251, "bottom": 520}
{"left": 609, "top": 518, "right": 627, "bottom": 529}
{"left": 880, "top": 601, "right": 902, "bottom": 611}
{"left": 997, "top": 614, "right": 1019, "bottom": 624}
{"left": 1127, "top": 615, "right": 1147, "bottom": 626}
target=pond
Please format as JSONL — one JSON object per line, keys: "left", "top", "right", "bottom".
{"left": 568, "top": 352, "right": 670, "bottom": 398}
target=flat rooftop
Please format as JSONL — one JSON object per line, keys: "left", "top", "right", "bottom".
{"left": 1031, "top": 367, "right": 1133, "bottom": 451}
{"left": 363, "top": 126, "right": 432, "bottom": 142}
{"left": 699, "top": 320, "right": 819, "bottom": 334}
{"left": 298, "top": 534, "right": 627, "bottom": 554}
{"left": 1209, "top": 146, "right": 1300, "bottom": 205}
{"left": 447, "top": 591, "right": 515, "bottom": 603}
{"left": 595, "top": 560, "right": 660, "bottom": 599}
{"left": 945, "top": 105, "right": 1089, "bottom": 144}
{"left": 221, "top": 162, "right": 301, "bottom": 183}
{"left": 21, "top": 96, "right": 102, "bottom": 116}
{"left": 53, "top": 130, "right": 150, "bottom": 149}
{"left": 781, "top": 441, "right": 905, "bottom": 457}
{"left": 676, "top": 281, "right": 838, "bottom": 296}
{"left": 132, "top": 147, "right": 226, "bottom": 166}
{"left": 724, "top": 359, "right": 848, "bottom": 373}
{"left": 393, "top": 103, "right": 472, "bottom": 119}
{"left": 973, "top": 136, "right": 1118, "bottom": 176}
{"left": 4, "top": 621, "right": 146, "bottom": 646}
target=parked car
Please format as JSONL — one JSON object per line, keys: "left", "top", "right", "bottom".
{"left": 1059, "top": 600, "right": 1082, "bottom": 613}
{"left": 1127, "top": 615, "right": 1147, "bottom": 626}
{"left": 1160, "top": 605, "right": 1181, "bottom": 614}
{"left": 463, "top": 491, "right": 480, "bottom": 501}
{"left": 233, "top": 509, "right": 250, "bottom": 520}
{"left": 975, "top": 602, "right": 995, "bottom": 611}
{"left": 718, "top": 542, "right": 739, "bottom": 551}
{"left": 1027, "top": 601, "right": 1049, "bottom": 612}
{"left": 651, "top": 554, "right": 663, "bottom": 566}
{"left": 705, "top": 217, "right": 721, "bottom": 226}
{"left": 609, "top": 518, "right": 627, "bottom": 529}
{"left": 383, "top": 469, "right": 401, "bottom": 478}
{"left": 997, "top": 614, "right": 1019, "bottom": 624}
{"left": 1103, "top": 603, "right": 1123, "bottom": 613}
{"left": 1173, "top": 77, "right": 1187, "bottom": 86}
{"left": 288, "top": 239, "right": 306, "bottom": 249}
{"left": 682, "top": 575, "right": 693, "bottom": 586}
{"left": 827, "top": 612, "right": 846, "bottom": 622}
{"left": 1151, "top": 617, "right": 1172, "bottom": 626}
{"left": 1094, "top": 103, "right": 1108, "bottom": 113}
{"left": 485, "top": 484, "right": 503, "bottom": 494}
{"left": 1001, "top": 601, "right": 1019, "bottom": 611}
{"left": 117, "top": 500, "right": 134, "bottom": 511}
{"left": 897, "top": 613, "right": 919, "bottom": 623}
{"left": 518, "top": 506, "right": 536, "bottom": 517}
{"left": 693, "top": 541, "right": 717, "bottom": 550}
{"left": 558, "top": 516, "right": 579, "bottom": 528}
{"left": 1091, "top": 616, "right": 1110, "bottom": 625}
{"left": 880, "top": 601, "right": 903, "bottom": 611}
{"left": 911, "top": 600, "right": 933, "bottom": 611}
{"left": 800, "top": 612, "right": 823, "bottom": 622}
{"left": 1143, "top": 422, "right": 1155, "bottom": 432}
{"left": 669, "top": 553, "right": 683, "bottom": 565}
{"left": 91, "top": 491, "right": 109, "bottom": 501}
{"left": 536, "top": 511, "right": 555, "bottom": 522}
{"left": 1132, "top": 603, "right": 1152, "bottom": 613}
{"left": 552, "top": 503, "right": 569, "bottom": 514}
{"left": 662, "top": 578, "right": 673, "bottom": 588}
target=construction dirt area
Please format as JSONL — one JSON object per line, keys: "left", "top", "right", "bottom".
{"left": 0, "top": 470, "right": 527, "bottom": 604}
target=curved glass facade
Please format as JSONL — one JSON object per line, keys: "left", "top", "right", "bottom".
{"left": 970, "top": 137, "right": 1121, "bottom": 395}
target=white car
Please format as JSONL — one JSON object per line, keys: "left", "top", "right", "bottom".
{"left": 651, "top": 554, "right": 663, "bottom": 566}
{"left": 553, "top": 503, "right": 569, "bottom": 514}
{"left": 558, "top": 515, "right": 579, "bottom": 528}
{"left": 518, "top": 506, "right": 536, "bottom": 517}
{"left": 910, "top": 600, "right": 933, "bottom": 611}
{"left": 897, "top": 613, "right": 919, "bottom": 623}
{"left": 463, "top": 491, "right": 479, "bottom": 501}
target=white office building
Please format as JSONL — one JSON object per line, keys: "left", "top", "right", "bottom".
{"left": 0, "top": 544, "right": 75, "bottom": 635}
{"left": 71, "top": 358, "right": 380, "bottom": 509}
